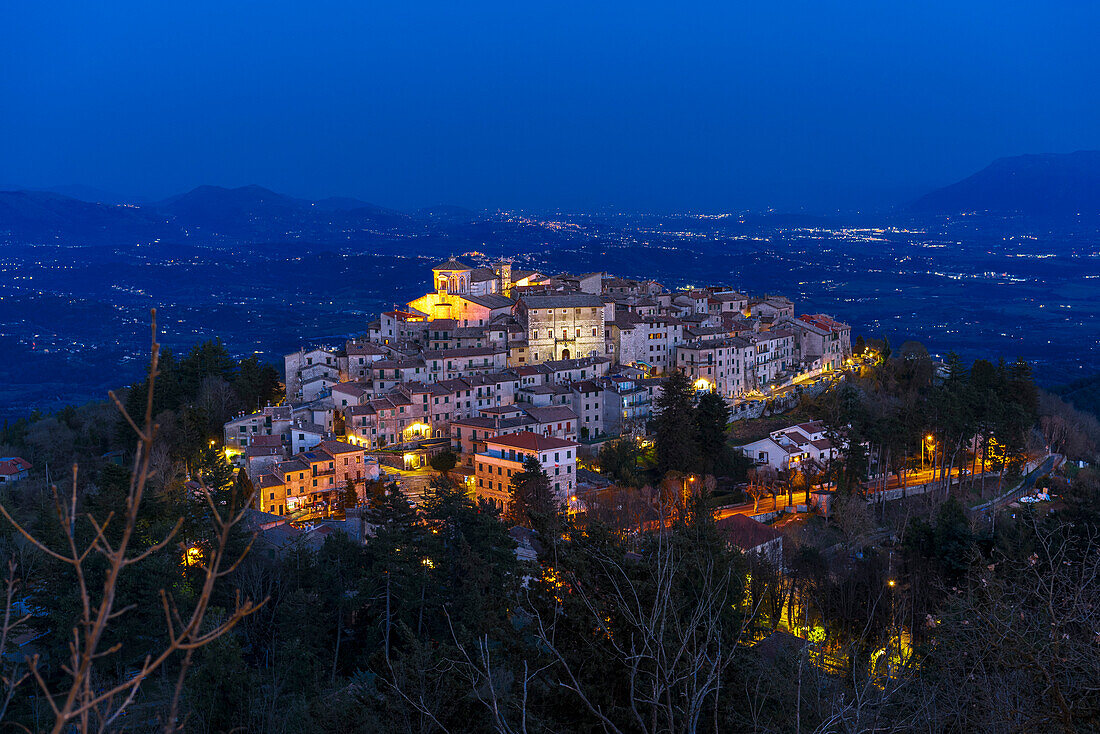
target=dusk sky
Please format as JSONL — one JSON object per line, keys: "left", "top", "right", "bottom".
{"left": 3, "top": 1, "right": 1099, "bottom": 211}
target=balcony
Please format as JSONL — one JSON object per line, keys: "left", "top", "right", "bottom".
{"left": 477, "top": 449, "right": 529, "bottom": 465}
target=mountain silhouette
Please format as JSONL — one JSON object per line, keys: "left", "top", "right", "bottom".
{"left": 913, "top": 151, "right": 1100, "bottom": 216}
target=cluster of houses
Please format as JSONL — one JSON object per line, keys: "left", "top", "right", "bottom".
{"left": 225, "top": 257, "right": 852, "bottom": 517}
{"left": 735, "top": 420, "right": 840, "bottom": 473}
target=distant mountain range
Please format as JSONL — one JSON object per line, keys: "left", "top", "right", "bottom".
{"left": 0, "top": 184, "right": 472, "bottom": 248}
{"left": 912, "top": 150, "right": 1100, "bottom": 217}
{"left": 4, "top": 153, "right": 1100, "bottom": 247}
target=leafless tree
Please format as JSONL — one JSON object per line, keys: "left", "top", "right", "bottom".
{"left": 197, "top": 375, "right": 241, "bottom": 430}
{"left": 525, "top": 530, "right": 753, "bottom": 734}
{"left": 0, "top": 311, "right": 265, "bottom": 733}
{"left": 833, "top": 494, "right": 875, "bottom": 548}
{"left": 913, "top": 519, "right": 1100, "bottom": 732}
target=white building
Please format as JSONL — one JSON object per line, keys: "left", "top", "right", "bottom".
{"left": 474, "top": 432, "right": 579, "bottom": 511}
{"left": 791, "top": 314, "right": 852, "bottom": 371}
{"left": 736, "top": 421, "right": 838, "bottom": 471}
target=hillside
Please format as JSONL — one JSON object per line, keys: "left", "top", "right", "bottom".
{"left": 0, "top": 190, "right": 176, "bottom": 245}
{"left": 0, "top": 185, "right": 418, "bottom": 247}
{"left": 912, "top": 151, "right": 1100, "bottom": 217}
{"left": 1054, "top": 373, "right": 1100, "bottom": 419}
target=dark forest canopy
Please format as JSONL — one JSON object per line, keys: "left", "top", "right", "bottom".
{"left": 0, "top": 339, "right": 282, "bottom": 475}
{"left": 0, "top": 338, "right": 1097, "bottom": 732}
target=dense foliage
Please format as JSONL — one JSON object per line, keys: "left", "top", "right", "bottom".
{"left": 1, "top": 348, "right": 1098, "bottom": 732}
{"left": 0, "top": 340, "right": 282, "bottom": 478}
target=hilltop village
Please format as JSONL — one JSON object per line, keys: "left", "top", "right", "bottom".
{"left": 224, "top": 258, "right": 852, "bottom": 518}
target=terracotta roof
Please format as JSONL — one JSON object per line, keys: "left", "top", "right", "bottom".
{"left": 422, "top": 346, "right": 505, "bottom": 359}
{"left": 250, "top": 435, "right": 284, "bottom": 448}
{"left": 346, "top": 342, "right": 388, "bottom": 356}
{"left": 485, "top": 431, "right": 577, "bottom": 452}
{"left": 276, "top": 459, "right": 309, "bottom": 474}
{"left": 716, "top": 514, "right": 784, "bottom": 551}
{"left": 543, "top": 356, "right": 610, "bottom": 370}
{"left": 0, "top": 457, "right": 31, "bottom": 475}
{"left": 244, "top": 444, "right": 285, "bottom": 459}
{"left": 798, "top": 314, "right": 849, "bottom": 332}
{"left": 257, "top": 473, "right": 286, "bottom": 489}
{"left": 319, "top": 440, "right": 363, "bottom": 455}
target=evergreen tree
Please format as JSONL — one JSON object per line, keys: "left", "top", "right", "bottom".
{"left": 342, "top": 477, "right": 358, "bottom": 510}
{"left": 420, "top": 475, "right": 519, "bottom": 639}
{"left": 693, "top": 389, "right": 730, "bottom": 475}
{"left": 233, "top": 464, "right": 255, "bottom": 511}
{"left": 428, "top": 449, "right": 458, "bottom": 474}
{"left": 234, "top": 355, "right": 283, "bottom": 410}
{"left": 654, "top": 369, "right": 699, "bottom": 475}
{"left": 177, "top": 339, "right": 236, "bottom": 399}
{"left": 197, "top": 445, "right": 234, "bottom": 493}
{"left": 597, "top": 438, "right": 642, "bottom": 486}
{"left": 508, "top": 455, "right": 559, "bottom": 527}
{"left": 933, "top": 497, "right": 974, "bottom": 586}
{"left": 362, "top": 483, "right": 426, "bottom": 664}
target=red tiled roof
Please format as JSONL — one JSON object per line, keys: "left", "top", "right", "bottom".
{"left": 0, "top": 457, "right": 30, "bottom": 475}
{"left": 257, "top": 473, "right": 286, "bottom": 489}
{"left": 716, "top": 514, "right": 784, "bottom": 551}
{"left": 250, "top": 435, "right": 283, "bottom": 448}
{"left": 798, "top": 314, "right": 849, "bottom": 332}
{"left": 485, "top": 431, "right": 577, "bottom": 452}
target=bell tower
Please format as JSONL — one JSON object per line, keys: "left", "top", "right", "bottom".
{"left": 494, "top": 259, "right": 512, "bottom": 296}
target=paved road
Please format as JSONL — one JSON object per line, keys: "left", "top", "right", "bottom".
{"left": 714, "top": 489, "right": 812, "bottom": 521}
{"left": 863, "top": 466, "right": 996, "bottom": 493}
{"left": 971, "top": 454, "right": 1060, "bottom": 518}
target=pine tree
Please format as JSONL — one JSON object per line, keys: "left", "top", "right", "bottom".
{"left": 197, "top": 445, "right": 234, "bottom": 493}
{"left": 508, "top": 455, "right": 559, "bottom": 527}
{"left": 343, "top": 477, "right": 358, "bottom": 510}
{"left": 655, "top": 370, "right": 699, "bottom": 476}
{"left": 693, "top": 390, "right": 730, "bottom": 475}
{"left": 421, "top": 475, "right": 519, "bottom": 639}
{"left": 428, "top": 449, "right": 458, "bottom": 474}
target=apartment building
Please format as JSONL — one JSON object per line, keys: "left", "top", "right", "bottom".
{"left": 676, "top": 337, "right": 756, "bottom": 396}
{"left": 473, "top": 432, "right": 579, "bottom": 510}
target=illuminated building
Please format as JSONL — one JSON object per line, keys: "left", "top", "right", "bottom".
{"left": 473, "top": 432, "right": 579, "bottom": 511}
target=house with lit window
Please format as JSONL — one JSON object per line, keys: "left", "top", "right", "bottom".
{"left": 517, "top": 293, "right": 606, "bottom": 363}
{"left": 260, "top": 441, "right": 377, "bottom": 517}
{"left": 791, "top": 314, "right": 852, "bottom": 371}
{"left": 473, "top": 432, "right": 578, "bottom": 511}
{"left": 224, "top": 405, "right": 293, "bottom": 449}
{"left": 676, "top": 336, "right": 756, "bottom": 396}
{"left": 736, "top": 421, "right": 838, "bottom": 472}
{"left": 343, "top": 391, "right": 431, "bottom": 448}
{"left": 422, "top": 346, "right": 509, "bottom": 381}
{"left": 284, "top": 347, "right": 347, "bottom": 401}
{"left": 748, "top": 329, "right": 796, "bottom": 385}
{"left": 345, "top": 341, "right": 390, "bottom": 380}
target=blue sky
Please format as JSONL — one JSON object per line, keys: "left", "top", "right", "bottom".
{"left": 3, "top": 1, "right": 1098, "bottom": 211}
